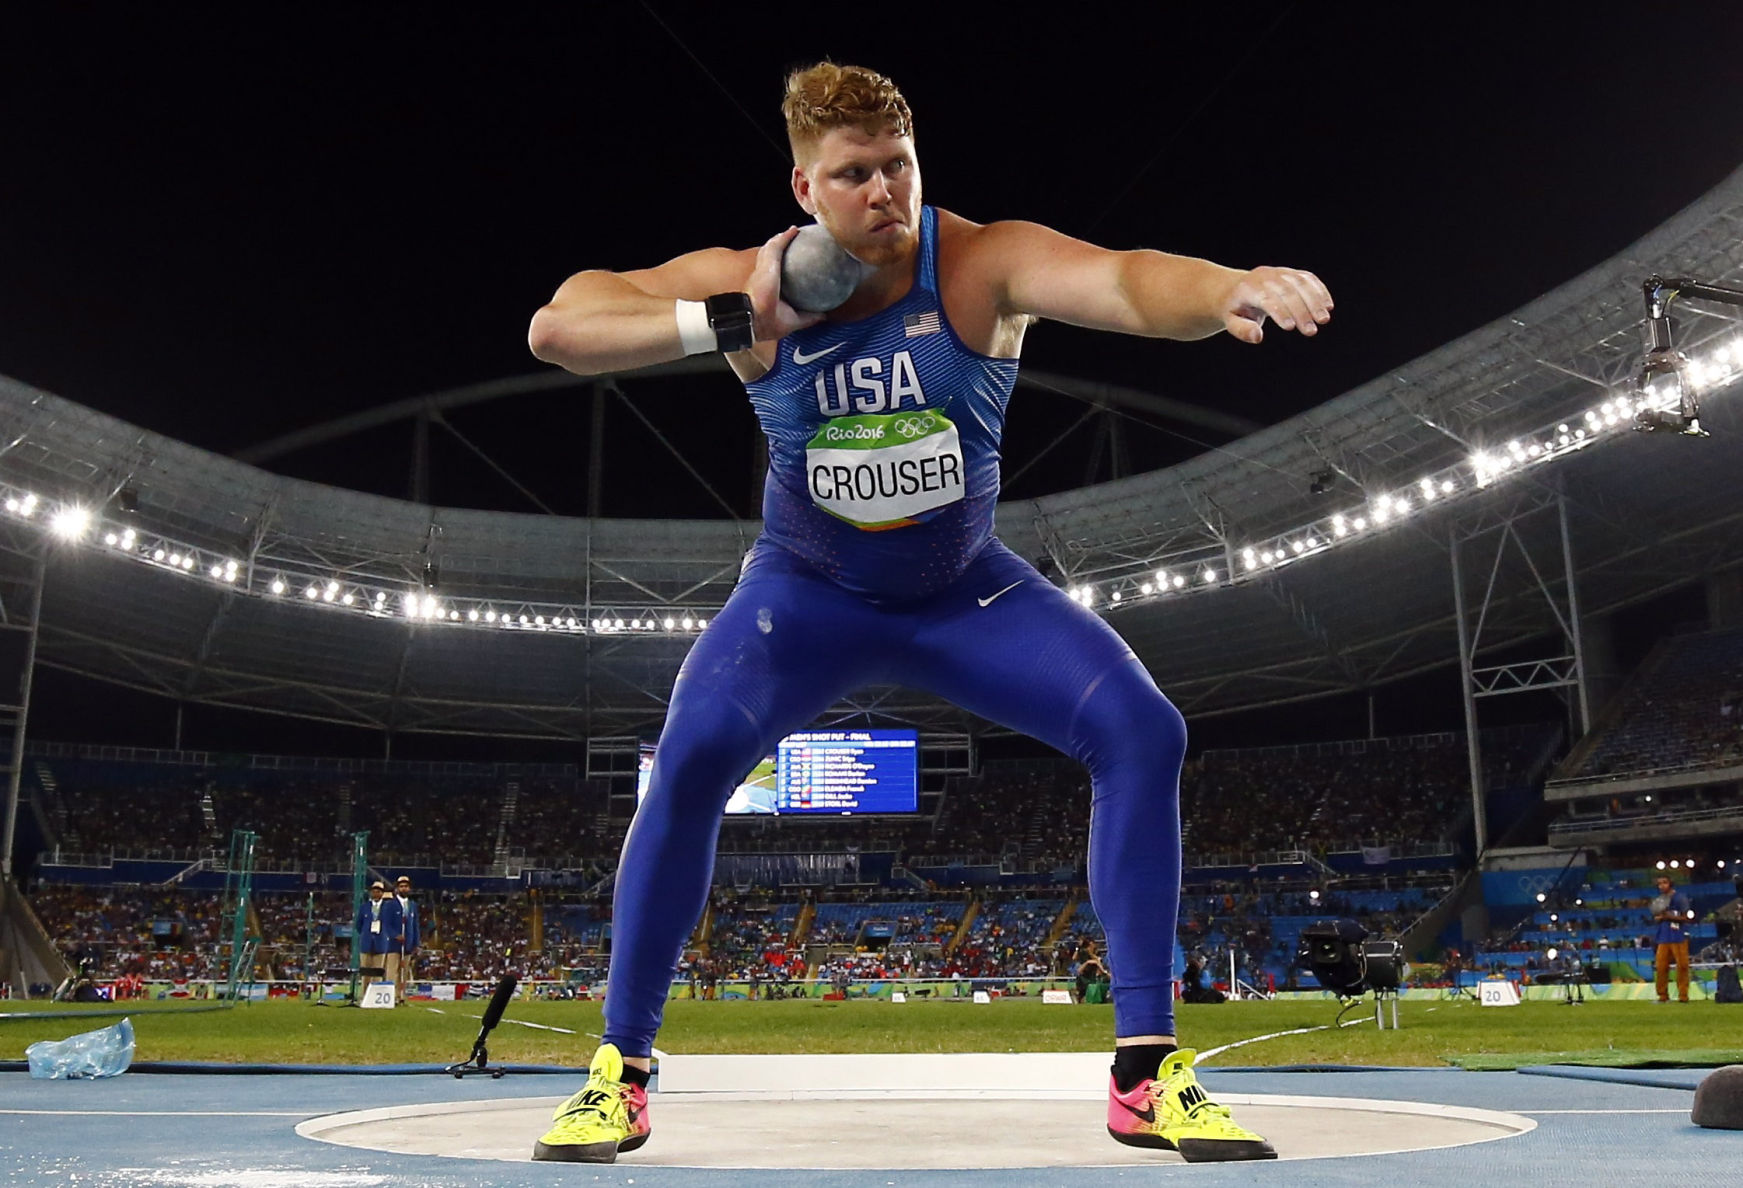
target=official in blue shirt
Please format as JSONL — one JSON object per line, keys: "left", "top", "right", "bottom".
{"left": 354, "top": 880, "right": 401, "bottom": 999}
{"left": 393, "top": 875, "right": 420, "bottom": 1005}
{"left": 1650, "top": 874, "right": 1694, "bottom": 1003}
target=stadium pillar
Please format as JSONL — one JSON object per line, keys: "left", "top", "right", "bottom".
{"left": 0, "top": 547, "right": 45, "bottom": 882}
{"left": 1449, "top": 536, "right": 1489, "bottom": 854}
{"left": 1709, "top": 569, "right": 1743, "bottom": 628}
{"left": 588, "top": 381, "right": 606, "bottom": 518}
{"left": 1448, "top": 485, "right": 1591, "bottom": 857}
{"left": 1558, "top": 495, "right": 1591, "bottom": 736}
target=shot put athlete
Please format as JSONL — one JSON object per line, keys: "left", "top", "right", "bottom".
{"left": 526, "top": 62, "right": 1333, "bottom": 1164}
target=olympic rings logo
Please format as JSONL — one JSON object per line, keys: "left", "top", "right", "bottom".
{"left": 1517, "top": 874, "right": 1557, "bottom": 894}
{"left": 892, "top": 413, "right": 938, "bottom": 439}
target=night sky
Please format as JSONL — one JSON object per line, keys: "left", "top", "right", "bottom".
{"left": 3, "top": 6, "right": 1743, "bottom": 754}
{"left": 6, "top": 5, "right": 1743, "bottom": 520}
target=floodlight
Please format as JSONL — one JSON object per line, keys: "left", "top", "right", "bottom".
{"left": 1110, "top": 591, "right": 1121, "bottom": 604}
{"left": 1631, "top": 274, "right": 1743, "bottom": 435}
{"left": 49, "top": 506, "right": 92, "bottom": 541}
{"left": 1171, "top": 574, "right": 1186, "bottom": 589}
{"left": 663, "top": 617, "right": 675, "bottom": 630}
{"left": 209, "top": 565, "right": 223, "bottom": 579}
{"left": 681, "top": 617, "right": 693, "bottom": 629}
{"left": 1140, "top": 582, "right": 1153, "bottom": 595}
{"left": 104, "top": 532, "right": 118, "bottom": 546}
{"left": 1536, "top": 892, "right": 1546, "bottom": 903}
{"left": 304, "top": 585, "right": 319, "bottom": 599}
{"left": 341, "top": 593, "right": 355, "bottom": 606}
{"left": 1547, "top": 947, "right": 1559, "bottom": 962}
{"left": 270, "top": 578, "right": 286, "bottom": 595}
{"left": 1202, "top": 568, "right": 1217, "bottom": 583}
{"left": 1634, "top": 351, "right": 1703, "bottom": 434}
{"left": 1656, "top": 859, "right": 1667, "bottom": 869}
{"left": 1299, "top": 921, "right": 1405, "bottom": 998}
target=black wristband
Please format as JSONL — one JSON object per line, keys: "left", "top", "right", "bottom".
{"left": 705, "top": 292, "right": 756, "bottom": 353}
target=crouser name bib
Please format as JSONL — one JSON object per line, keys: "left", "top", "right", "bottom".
{"left": 805, "top": 410, "right": 965, "bottom": 530}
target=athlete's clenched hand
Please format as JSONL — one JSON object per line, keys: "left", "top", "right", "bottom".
{"left": 747, "top": 227, "right": 825, "bottom": 343}
{"left": 1221, "top": 266, "right": 1333, "bottom": 345}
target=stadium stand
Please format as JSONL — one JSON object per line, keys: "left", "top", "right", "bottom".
{"left": 1559, "top": 626, "right": 1743, "bottom": 780}
{"left": 1467, "top": 866, "right": 1735, "bottom": 982}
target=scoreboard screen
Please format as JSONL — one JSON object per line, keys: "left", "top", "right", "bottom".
{"left": 636, "top": 729, "right": 918, "bottom": 815}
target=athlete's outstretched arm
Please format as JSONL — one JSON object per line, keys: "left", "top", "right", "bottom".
{"left": 979, "top": 220, "right": 1332, "bottom": 345}
{"left": 528, "top": 229, "right": 820, "bottom": 375}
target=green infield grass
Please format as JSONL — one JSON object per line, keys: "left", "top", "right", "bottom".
{"left": 4, "top": 997, "right": 1739, "bottom": 1070}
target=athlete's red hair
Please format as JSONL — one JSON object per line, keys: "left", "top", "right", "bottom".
{"left": 782, "top": 61, "right": 913, "bottom": 163}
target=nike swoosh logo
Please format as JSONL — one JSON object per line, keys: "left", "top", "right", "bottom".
{"left": 977, "top": 581, "right": 1024, "bottom": 608}
{"left": 1113, "top": 1097, "right": 1157, "bottom": 1124}
{"left": 793, "top": 343, "right": 843, "bottom": 365}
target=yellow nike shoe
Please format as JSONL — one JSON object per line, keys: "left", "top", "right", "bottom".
{"left": 1106, "top": 1047, "right": 1276, "bottom": 1161}
{"left": 532, "top": 1043, "right": 651, "bottom": 1163}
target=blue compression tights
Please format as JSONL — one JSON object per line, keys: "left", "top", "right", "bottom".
{"left": 602, "top": 539, "right": 1186, "bottom": 1054}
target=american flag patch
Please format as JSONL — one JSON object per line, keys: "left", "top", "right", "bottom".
{"left": 903, "top": 311, "right": 942, "bottom": 338}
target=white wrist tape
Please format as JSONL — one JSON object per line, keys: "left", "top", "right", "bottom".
{"left": 675, "top": 299, "right": 717, "bottom": 355}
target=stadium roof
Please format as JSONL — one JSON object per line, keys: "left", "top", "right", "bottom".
{"left": 2, "top": 164, "right": 1741, "bottom": 740}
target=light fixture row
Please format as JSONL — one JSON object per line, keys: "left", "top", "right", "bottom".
{"left": 1063, "top": 336, "right": 1742, "bottom": 610}
{"left": 0, "top": 481, "right": 714, "bottom": 636}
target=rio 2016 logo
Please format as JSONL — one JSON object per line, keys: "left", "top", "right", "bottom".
{"left": 823, "top": 424, "right": 885, "bottom": 443}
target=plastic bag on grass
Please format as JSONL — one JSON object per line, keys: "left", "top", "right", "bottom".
{"left": 26, "top": 1017, "right": 135, "bottom": 1079}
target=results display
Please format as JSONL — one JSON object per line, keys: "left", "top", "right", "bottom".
{"left": 636, "top": 728, "right": 918, "bottom": 815}
{"left": 775, "top": 730, "right": 918, "bottom": 814}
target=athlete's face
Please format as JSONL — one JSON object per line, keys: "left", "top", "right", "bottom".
{"left": 792, "top": 124, "right": 921, "bottom": 269}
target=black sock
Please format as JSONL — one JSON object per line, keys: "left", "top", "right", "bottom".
{"left": 619, "top": 1063, "right": 651, "bottom": 1089}
{"left": 1112, "top": 1043, "right": 1177, "bottom": 1093}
